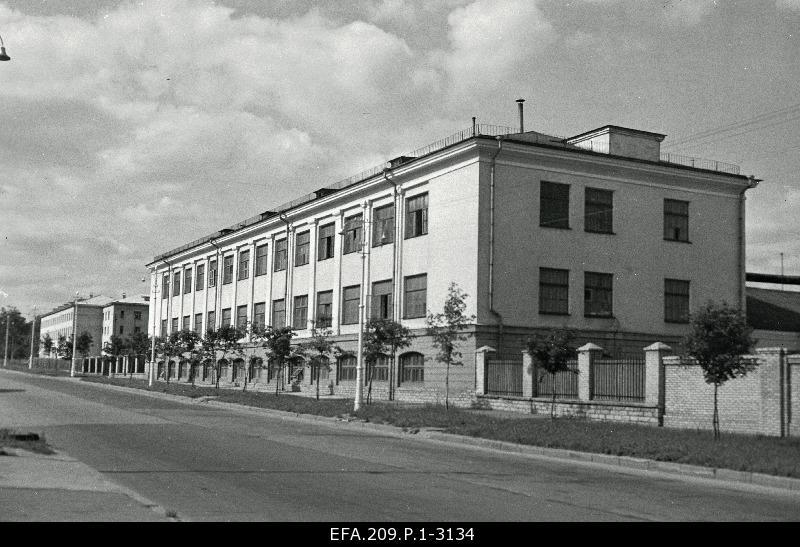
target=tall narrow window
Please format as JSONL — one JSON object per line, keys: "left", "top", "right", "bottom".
{"left": 370, "top": 354, "right": 390, "bottom": 382}
{"left": 540, "top": 181, "right": 570, "bottom": 229}
{"left": 293, "top": 295, "right": 308, "bottom": 329}
{"left": 584, "top": 188, "right": 613, "bottom": 233}
{"left": 238, "top": 250, "right": 250, "bottom": 280}
{"left": 539, "top": 268, "right": 569, "bottom": 315}
{"left": 274, "top": 239, "right": 287, "bottom": 272}
{"left": 206, "top": 311, "right": 216, "bottom": 331}
{"left": 208, "top": 259, "right": 217, "bottom": 288}
{"left": 295, "top": 231, "right": 310, "bottom": 266}
{"left": 195, "top": 264, "right": 205, "bottom": 290}
{"left": 221, "top": 308, "right": 232, "bottom": 327}
{"left": 272, "top": 299, "right": 286, "bottom": 328}
{"left": 222, "top": 255, "right": 234, "bottom": 284}
{"left": 337, "top": 355, "right": 357, "bottom": 382}
{"left": 161, "top": 319, "right": 167, "bottom": 335}
{"left": 371, "top": 280, "right": 393, "bottom": 320}
{"left": 318, "top": 223, "right": 335, "bottom": 261}
{"left": 173, "top": 272, "right": 181, "bottom": 296}
{"left": 194, "top": 313, "right": 202, "bottom": 332}
{"left": 372, "top": 204, "right": 395, "bottom": 246}
{"left": 405, "top": 193, "right": 428, "bottom": 239}
{"left": 171, "top": 317, "right": 178, "bottom": 332}
{"left": 182, "top": 315, "right": 190, "bottom": 331}
{"left": 341, "top": 285, "right": 360, "bottom": 325}
{"left": 253, "top": 302, "right": 266, "bottom": 331}
{"left": 236, "top": 305, "right": 248, "bottom": 329}
{"left": 183, "top": 268, "right": 193, "bottom": 294}
{"left": 399, "top": 352, "right": 424, "bottom": 383}
{"left": 255, "top": 244, "right": 268, "bottom": 276}
{"left": 343, "top": 214, "right": 363, "bottom": 254}
{"left": 664, "top": 199, "right": 689, "bottom": 242}
{"left": 665, "top": 279, "right": 690, "bottom": 323}
{"left": 584, "top": 272, "right": 613, "bottom": 317}
{"left": 162, "top": 273, "right": 170, "bottom": 299}
{"left": 403, "top": 274, "right": 427, "bottom": 319}
{"left": 316, "top": 290, "right": 333, "bottom": 328}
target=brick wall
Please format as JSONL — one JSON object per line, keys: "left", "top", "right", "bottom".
{"left": 475, "top": 396, "right": 659, "bottom": 424}
{"left": 789, "top": 357, "right": 800, "bottom": 437}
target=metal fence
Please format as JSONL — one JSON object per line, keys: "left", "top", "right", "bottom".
{"left": 591, "top": 358, "right": 645, "bottom": 402}
{"left": 486, "top": 355, "right": 523, "bottom": 397}
{"left": 535, "top": 360, "right": 579, "bottom": 399}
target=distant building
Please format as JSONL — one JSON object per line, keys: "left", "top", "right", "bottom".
{"left": 746, "top": 287, "right": 800, "bottom": 350}
{"left": 39, "top": 295, "right": 113, "bottom": 357}
{"left": 101, "top": 294, "right": 151, "bottom": 350}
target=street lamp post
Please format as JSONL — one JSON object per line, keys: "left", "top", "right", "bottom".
{"left": 28, "top": 306, "right": 36, "bottom": 369}
{"left": 70, "top": 292, "right": 80, "bottom": 377}
{"left": 2, "top": 313, "right": 8, "bottom": 368}
{"left": 348, "top": 204, "right": 371, "bottom": 412}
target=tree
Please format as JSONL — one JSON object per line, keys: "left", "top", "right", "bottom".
{"left": 176, "top": 330, "right": 202, "bottom": 387}
{"left": 56, "top": 335, "right": 71, "bottom": 360}
{"left": 75, "top": 331, "right": 93, "bottom": 358}
{"left": 297, "top": 327, "right": 338, "bottom": 400}
{"left": 685, "top": 301, "right": 755, "bottom": 439}
{"left": 42, "top": 333, "right": 54, "bottom": 357}
{"left": 1, "top": 307, "right": 35, "bottom": 360}
{"left": 261, "top": 326, "right": 299, "bottom": 395}
{"left": 526, "top": 329, "right": 578, "bottom": 420}
{"left": 202, "top": 325, "right": 246, "bottom": 390}
{"left": 363, "top": 318, "right": 413, "bottom": 402}
{"left": 127, "top": 331, "right": 152, "bottom": 377}
{"left": 426, "top": 282, "right": 476, "bottom": 410}
{"left": 103, "top": 334, "right": 127, "bottom": 357}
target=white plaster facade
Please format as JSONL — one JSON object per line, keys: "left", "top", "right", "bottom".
{"left": 39, "top": 295, "right": 112, "bottom": 357}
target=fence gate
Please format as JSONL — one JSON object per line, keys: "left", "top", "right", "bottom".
{"left": 486, "top": 354, "right": 523, "bottom": 396}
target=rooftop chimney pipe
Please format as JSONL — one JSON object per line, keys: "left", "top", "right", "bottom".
{"left": 516, "top": 99, "right": 525, "bottom": 133}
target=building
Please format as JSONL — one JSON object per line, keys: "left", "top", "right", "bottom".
{"left": 101, "top": 294, "right": 151, "bottom": 349}
{"left": 147, "top": 116, "right": 757, "bottom": 404}
{"left": 39, "top": 294, "right": 113, "bottom": 357}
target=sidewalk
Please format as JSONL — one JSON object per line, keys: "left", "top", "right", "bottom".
{"left": 0, "top": 447, "right": 174, "bottom": 521}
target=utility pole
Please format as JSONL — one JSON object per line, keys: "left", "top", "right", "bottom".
{"left": 28, "top": 306, "right": 36, "bottom": 369}
{"left": 3, "top": 315, "right": 8, "bottom": 368}
{"left": 70, "top": 292, "right": 79, "bottom": 377}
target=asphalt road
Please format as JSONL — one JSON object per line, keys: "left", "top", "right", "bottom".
{"left": 2, "top": 371, "right": 799, "bottom": 522}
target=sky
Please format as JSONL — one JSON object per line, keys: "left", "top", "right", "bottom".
{"left": 1, "top": 0, "right": 799, "bottom": 318}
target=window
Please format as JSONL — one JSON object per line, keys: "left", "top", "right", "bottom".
{"left": 341, "top": 285, "right": 360, "bottom": 325}
{"left": 119, "top": 325, "right": 124, "bottom": 335}
{"left": 318, "top": 223, "right": 335, "bottom": 261}
{"left": 293, "top": 295, "right": 308, "bottom": 329}
{"left": 403, "top": 274, "right": 427, "bottom": 319}
{"left": 222, "top": 255, "right": 234, "bottom": 284}
{"left": 343, "top": 214, "right": 363, "bottom": 254}
{"left": 134, "top": 311, "right": 142, "bottom": 321}
{"left": 196, "top": 264, "right": 205, "bottom": 290}
{"left": 274, "top": 239, "right": 287, "bottom": 272}
{"left": 161, "top": 319, "right": 167, "bottom": 335}
{"left": 134, "top": 326, "right": 141, "bottom": 334}
{"left": 171, "top": 317, "right": 178, "bottom": 332}
{"left": 371, "top": 280, "right": 393, "bottom": 319}
{"left": 539, "top": 268, "right": 569, "bottom": 315}
{"left": 405, "top": 193, "right": 428, "bottom": 239}
{"left": 238, "top": 250, "right": 250, "bottom": 280}
{"left": 182, "top": 315, "right": 190, "bottom": 331}
{"left": 253, "top": 302, "right": 266, "bottom": 331}
{"left": 236, "top": 305, "right": 248, "bottom": 329}
{"left": 194, "top": 313, "right": 202, "bottom": 332}
{"left": 172, "top": 272, "right": 181, "bottom": 296}
{"left": 585, "top": 188, "right": 613, "bottom": 233}
{"left": 120, "top": 310, "right": 125, "bottom": 319}
{"left": 316, "top": 290, "right": 333, "bottom": 328}
{"left": 540, "top": 181, "right": 570, "bottom": 229}
{"left": 372, "top": 205, "right": 395, "bottom": 246}
{"left": 399, "top": 352, "right": 424, "bottom": 383}
{"left": 272, "top": 299, "right": 286, "bottom": 328}
{"left": 295, "top": 231, "right": 310, "bottom": 266}
{"left": 208, "top": 260, "right": 217, "bottom": 288}
{"left": 337, "top": 355, "right": 357, "bottom": 382}
{"left": 665, "top": 279, "right": 690, "bottom": 323}
{"left": 184, "top": 268, "right": 193, "bottom": 294}
{"left": 162, "top": 273, "right": 170, "bottom": 299}
{"left": 221, "top": 308, "right": 232, "bottom": 328}
{"left": 255, "top": 244, "right": 268, "bottom": 276}
{"left": 664, "top": 199, "right": 689, "bottom": 242}
{"left": 584, "top": 272, "right": 613, "bottom": 317}
{"left": 207, "top": 311, "right": 216, "bottom": 331}
{"left": 369, "top": 354, "right": 390, "bottom": 382}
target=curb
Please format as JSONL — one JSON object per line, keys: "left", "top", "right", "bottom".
{"left": 5, "top": 369, "right": 800, "bottom": 494}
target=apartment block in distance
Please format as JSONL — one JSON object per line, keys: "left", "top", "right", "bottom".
{"left": 101, "top": 294, "right": 151, "bottom": 349}
{"left": 39, "top": 294, "right": 113, "bottom": 357}
{"left": 147, "top": 109, "right": 758, "bottom": 405}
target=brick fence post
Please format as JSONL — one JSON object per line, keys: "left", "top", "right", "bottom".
{"left": 474, "top": 346, "right": 495, "bottom": 396}
{"left": 644, "top": 342, "right": 671, "bottom": 426}
{"left": 577, "top": 343, "right": 603, "bottom": 401}
{"left": 522, "top": 350, "right": 534, "bottom": 398}
{"left": 755, "top": 347, "right": 786, "bottom": 437}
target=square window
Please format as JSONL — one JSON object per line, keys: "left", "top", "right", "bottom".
{"left": 540, "top": 181, "right": 570, "bottom": 229}
{"left": 584, "top": 272, "right": 613, "bottom": 317}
